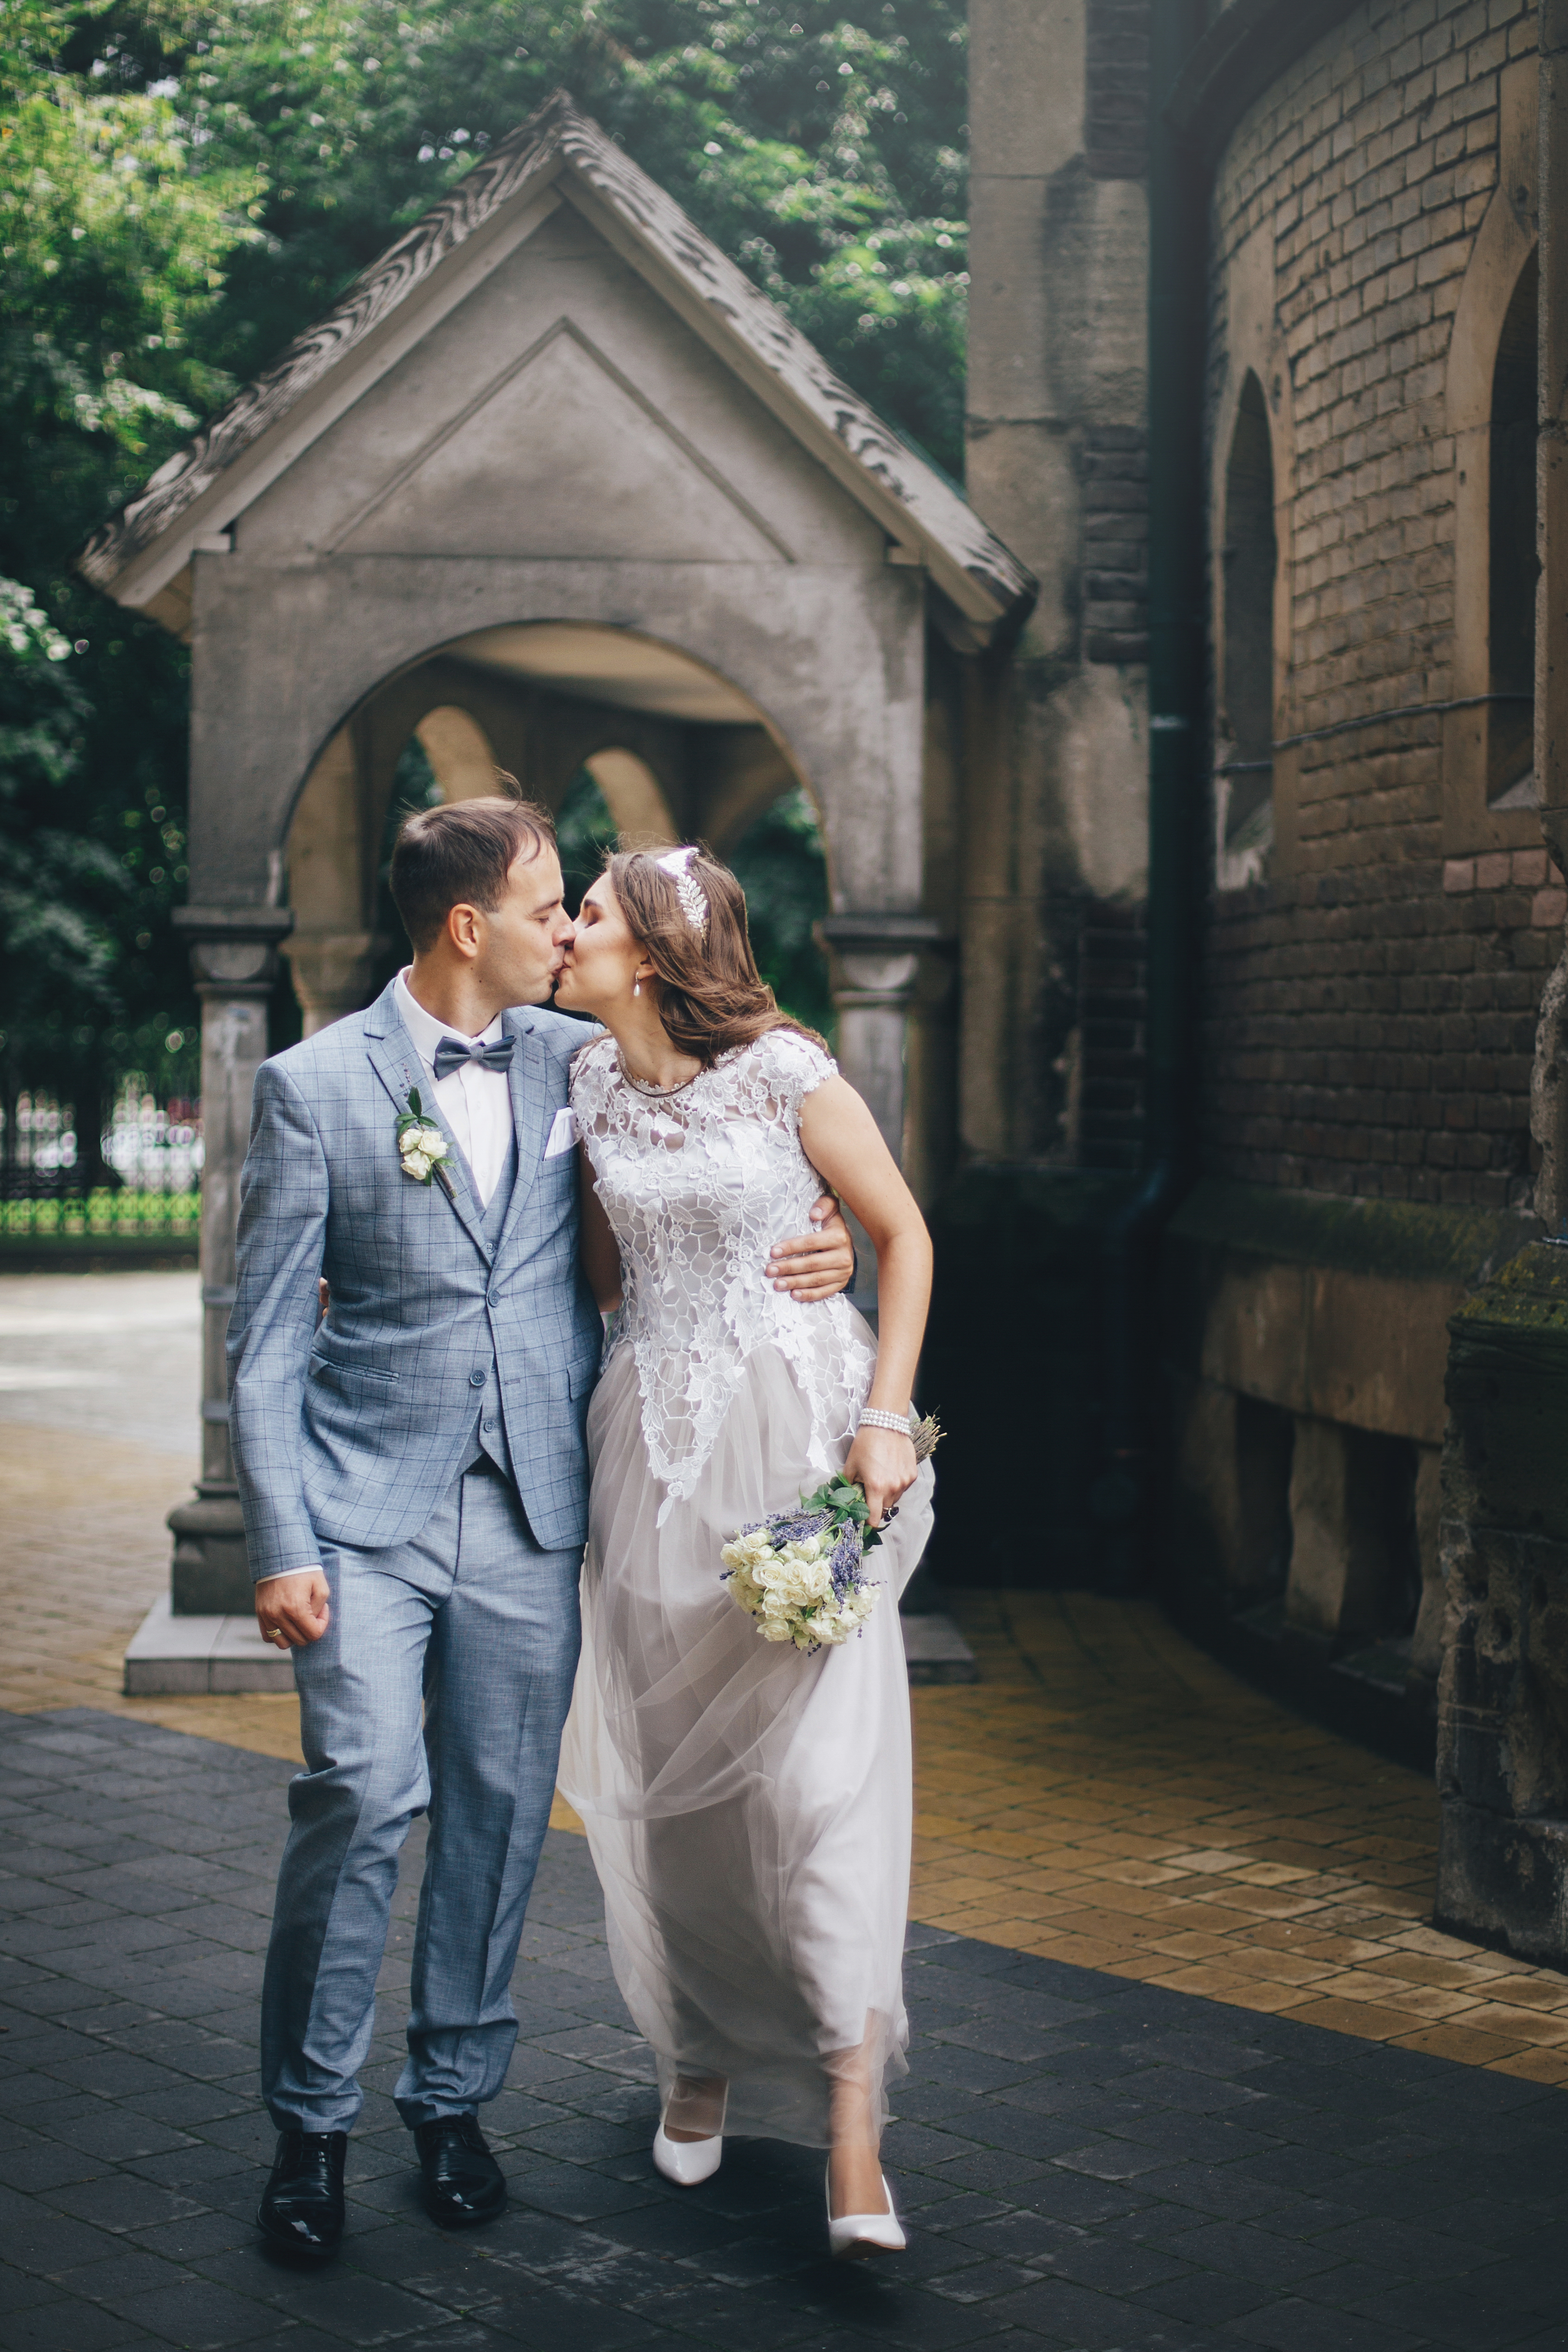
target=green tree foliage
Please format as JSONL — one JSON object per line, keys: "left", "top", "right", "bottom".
{"left": 1, "top": 0, "right": 262, "bottom": 1154}
{"left": 2, "top": 0, "right": 964, "bottom": 1147}
{"left": 728, "top": 785, "right": 833, "bottom": 1037}
{"left": 188, "top": 0, "right": 968, "bottom": 472}
{"left": 554, "top": 771, "right": 832, "bottom": 1038}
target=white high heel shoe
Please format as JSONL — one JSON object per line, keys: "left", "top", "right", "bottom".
{"left": 652, "top": 2120, "right": 723, "bottom": 2186}
{"left": 826, "top": 2166, "right": 906, "bottom": 2258}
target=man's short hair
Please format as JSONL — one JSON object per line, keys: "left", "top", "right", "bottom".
{"left": 389, "top": 794, "right": 556, "bottom": 953}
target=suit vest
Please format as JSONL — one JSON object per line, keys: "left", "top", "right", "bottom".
{"left": 461, "top": 1119, "right": 520, "bottom": 1481}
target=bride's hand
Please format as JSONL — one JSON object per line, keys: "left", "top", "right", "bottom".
{"left": 842, "top": 1428, "right": 918, "bottom": 1529}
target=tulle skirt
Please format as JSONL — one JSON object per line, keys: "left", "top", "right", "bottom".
{"left": 556, "top": 1333, "right": 935, "bottom": 2148}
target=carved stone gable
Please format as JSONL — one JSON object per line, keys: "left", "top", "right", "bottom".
{"left": 329, "top": 320, "right": 791, "bottom": 565}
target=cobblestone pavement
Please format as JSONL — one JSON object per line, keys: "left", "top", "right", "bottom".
{"left": 0, "top": 1273, "right": 198, "bottom": 1458}
{"left": 5, "top": 1706, "right": 1568, "bottom": 2352}
{"left": 0, "top": 1276, "right": 298, "bottom": 1759}
{"left": 911, "top": 1596, "right": 1568, "bottom": 2083}
{"left": 11, "top": 1268, "right": 1568, "bottom": 2091}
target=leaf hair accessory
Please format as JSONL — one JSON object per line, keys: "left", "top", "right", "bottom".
{"left": 656, "top": 846, "right": 708, "bottom": 938}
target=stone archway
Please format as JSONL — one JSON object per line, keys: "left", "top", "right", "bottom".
{"left": 418, "top": 707, "right": 501, "bottom": 803}
{"left": 82, "top": 91, "right": 1030, "bottom": 1613}
{"left": 582, "top": 751, "right": 678, "bottom": 846}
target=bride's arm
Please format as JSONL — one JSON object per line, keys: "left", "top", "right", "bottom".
{"left": 797, "top": 1077, "right": 932, "bottom": 1528}
{"left": 578, "top": 1147, "right": 623, "bottom": 1313}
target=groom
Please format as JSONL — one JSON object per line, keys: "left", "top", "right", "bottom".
{"left": 230, "top": 795, "right": 854, "bottom": 2258}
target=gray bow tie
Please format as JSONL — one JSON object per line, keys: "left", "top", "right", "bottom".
{"left": 432, "top": 1034, "right": 515, "bottom": 1083}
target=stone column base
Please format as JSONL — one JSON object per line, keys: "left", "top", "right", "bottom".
{"left": 167, "top": 1487, "right": 254, "bottom": 1615}
{"left": 1436, "top": 1796, "right": 1568, "bottom": 1967}
{"left": 124, "top": 1595, "right": 295, "bottom": 1696}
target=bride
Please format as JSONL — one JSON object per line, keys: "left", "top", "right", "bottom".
{"left": 554, "top": 843, "right": 935, "bottom": 2258}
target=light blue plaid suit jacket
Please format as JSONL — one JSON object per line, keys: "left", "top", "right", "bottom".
{"left": 227, "top": 979, "right": 602, "bottom": 1580}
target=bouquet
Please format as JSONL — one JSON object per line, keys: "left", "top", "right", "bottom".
{"left": 720, "top": 1414, "right": 943, "bottom": 1654}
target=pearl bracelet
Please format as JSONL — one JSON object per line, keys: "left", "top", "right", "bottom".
{"left": 858, "top": 1405, "right": 913, "bottom": 1434}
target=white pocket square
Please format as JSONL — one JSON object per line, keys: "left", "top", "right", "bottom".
{"left": 544, "top": 1107, "right": 578, "bottom": 1159}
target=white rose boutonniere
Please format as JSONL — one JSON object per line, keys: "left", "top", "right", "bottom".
{"left": 396, "top": 1088, "right": 456, "bottom": 1198}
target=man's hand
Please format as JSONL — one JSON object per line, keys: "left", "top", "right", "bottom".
{"left": 767, "top": 1195, "right": 855, "bottom": 1302}
{"left": 255, "top": 1570, "right": 331, "bottom": 1650}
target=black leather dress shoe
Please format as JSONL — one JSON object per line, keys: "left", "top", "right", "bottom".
{"left": 258, "top": 2129, "right": 347, "bottom": 2259}
{"left": 414, "top": 2115, "right": 506, "bottom": 2226}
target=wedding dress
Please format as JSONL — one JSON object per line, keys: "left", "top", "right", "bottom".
{"left": 557, "top": 1027, "right": 935, "bottom": 2148}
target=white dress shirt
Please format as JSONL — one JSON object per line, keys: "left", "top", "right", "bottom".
{"left": 394, "top": 969, "right": 515, "bottom": 1208}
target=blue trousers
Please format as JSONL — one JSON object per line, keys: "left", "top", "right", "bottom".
{"left": 260, "top": 1463, "right": 582, "bottom": 2133}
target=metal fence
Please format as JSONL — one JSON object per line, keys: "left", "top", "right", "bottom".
{"left": 0, "top": 1087, "right": 202, "bottom": 1244}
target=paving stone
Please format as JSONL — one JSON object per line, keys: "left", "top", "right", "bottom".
{"left": 15, "top": 2187, "right": 149, "bottom": 2269}
{"left": 1226, "top": 2296, "right": 1428, "bottom": 2352}
{"left": 9, "top": 1706, "right": 1568, "bottom": 2350}
{"left": 56, "top": 2249, "right": 200, "bottom": 2302}
{"left": 99, "top": 2280, "right": 286, "bottom": 2350}
{"left": 128, "top": 2212, "right": 264, "bottom": 2265}
{"left": 0, "top": 2270, "right": 67, "bottom": 2317}
{"left": 38, "top": 2176, "right": 203, "bottom": 2234}
{"left": 0, "top": 2301, "right": 159, "bottom": 2352}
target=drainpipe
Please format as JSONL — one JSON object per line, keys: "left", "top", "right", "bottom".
{"left": 1093, "top": 0, "right": 1210, "bottom": 1587}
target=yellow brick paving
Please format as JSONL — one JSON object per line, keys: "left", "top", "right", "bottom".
{"left": 0, "top": 1422, "right": 303, "bottom": 1763}
{"left": 11, "top": 1409, "right": 1568, "bottom": 2075}
{"left": 912, "top": 1590, "right": 1568, "bottom": 2085}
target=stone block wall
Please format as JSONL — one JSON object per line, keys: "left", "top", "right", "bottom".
{"left": 1202, "top": 0, "right": 1552, "bottom": 1212}
{"left": 1084, "top": 0, "right": 1150, "bottom": 178}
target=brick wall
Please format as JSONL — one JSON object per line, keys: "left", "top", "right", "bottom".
{"left": 1202, "top": 0, "right": 1551, "bottom": 1209}
{"left": 1085, "top": 0, "right": 1150, "bottom": 178}
{"left": 1082, "top": 426, "right": 1149, "bottom": 663}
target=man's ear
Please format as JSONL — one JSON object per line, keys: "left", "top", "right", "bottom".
{"left": 446, "top": 901, "right": 482, "bottom": 960}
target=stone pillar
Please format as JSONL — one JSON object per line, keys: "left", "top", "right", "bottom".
{"left": 166, "top": 907, "right": 293, "bottom": 1613}
{"left": 1409, "top": 1445, "right": 1446, "bottom": 1689}
{"left": 282, "top": 932, "right": 386, "bottom": 1037}
{"left": 819, "top": 914, "right": 944, "bottom": 1157}
{"left": 817, "top": 913, "right": 943, "bottom": 1311}
{"left": 1533, "top": 2, "right": 1568, "bottom": 1217}
{"left": 1438, "top": 1243, "right": 1568, "bottom": 1963}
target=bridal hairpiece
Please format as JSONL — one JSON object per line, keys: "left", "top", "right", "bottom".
{"left": 657, "top": 846, "right": 708, "bottom": 938}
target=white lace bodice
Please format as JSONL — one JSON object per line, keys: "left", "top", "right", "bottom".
{"left": 571, "top": 1028, "right": 876, "bottom": 1515}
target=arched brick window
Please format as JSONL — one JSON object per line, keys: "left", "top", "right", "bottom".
{"left": 1488, "top": 249, "right": 1539, "bottom": 808}
{"left": 1218, "top": 370, "right": 1277, "bottom": 870}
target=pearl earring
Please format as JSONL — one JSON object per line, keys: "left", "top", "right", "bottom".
{"left": 633, "top": 979, "right": 641, "bottom": 998}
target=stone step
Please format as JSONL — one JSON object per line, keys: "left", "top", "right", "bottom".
{"left": 900, "top": 1610, "right": 979, "bottom": 1685}
{"left": 124, "top": 1593, "right": 295, "bottom": 1695}
{"left": 125, "top": 1594, "right": 978, "bottom": 1693}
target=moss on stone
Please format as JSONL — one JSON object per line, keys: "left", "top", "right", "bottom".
{"left": 1170, "top": 1179, "right": 1538, "bottom": 1288}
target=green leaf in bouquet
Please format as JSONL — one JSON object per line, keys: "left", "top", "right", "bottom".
{"left": 408, "top": 1087, "right": 425, "bottom": 1120}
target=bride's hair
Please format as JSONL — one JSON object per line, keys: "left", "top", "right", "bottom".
{"left": 607, "top": 846, "right": 829, "bottom": 1068}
